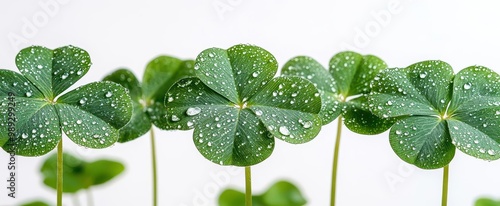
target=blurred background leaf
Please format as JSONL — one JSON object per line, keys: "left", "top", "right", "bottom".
{"left": 218, "top": 180, "right": 306, "bottom": 206}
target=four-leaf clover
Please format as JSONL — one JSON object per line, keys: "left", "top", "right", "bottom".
{"left": 369, "top": 61, "right": 500, "bottom": 169}
{"left": 163, "top": 44, "right": 322, "bottom": 166}
{"left": 0, "top": 46, "right": 132, "bottom": 156}
{"left": 281, "top": 52, "right": 395, "bottom": 134}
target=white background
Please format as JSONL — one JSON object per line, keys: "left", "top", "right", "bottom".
{"left": 1, "top": 0, "right": 500, "bottom": 206}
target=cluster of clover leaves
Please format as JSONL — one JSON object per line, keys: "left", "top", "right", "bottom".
{"left": 2, "top": 44, "right": 500, "bottom": 206}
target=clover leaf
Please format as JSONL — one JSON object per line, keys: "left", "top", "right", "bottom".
{"left": 103, "top": 57, "right": 195, "bottom": 142}
{"left": 369, "top": 61, "right": 500, "bottom": 169}
{"left": 40, "top": 152, "right": 124, "bottom": 193}
{"left": 281, "top": 52, "right": 395, "bottom": 134}
{"left": 476, "top": 198, "right": 500, "bottom": 206}
{"left": 0, "top": 46, "right": 132, "bottom": 156}
{"left": 163, "top": 44, "right": 322, "bottom": 166}
{"left": 218, "top": 180, "right": 307, "bottom": 206}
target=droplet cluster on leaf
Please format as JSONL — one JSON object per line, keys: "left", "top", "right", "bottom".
{"left": 0, "top": 45, "right": 133, "bottom": 156}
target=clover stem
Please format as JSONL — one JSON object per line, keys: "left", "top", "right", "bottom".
{"left": 330, "top": 115, "right": 343, "bottom": 206}
{"left": 86, "top": 189, "right": 94, "bottom": 206}
{"left": 442, "top": 165, "right": 449, "bottom": 206}
{"left": 245, "top": 166, "right": 252, "bottom": 206}
{"left": 150, "top": 128, "right": 158, "bottom": 206}
{"left": 57, "top": 140, "right": 63, "bottom": 206}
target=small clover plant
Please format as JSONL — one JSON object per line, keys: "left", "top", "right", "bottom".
{"left": 41, "top": 152, "right": 124, "bottom": 205}
{"left": 163, "top": 44, "right": 322, "bottom": 206}
{"left": 0, "top": 45, "right": 132, "bottom": 206}
{"left": 219, "top": 180, "right": 307, "bottom": 206}
{"left": 281, "top": 52, "right": 394, "bottom": 205}
{"left": 368, "top": 61, "right": 500, "bottom": 205}
{"left": 102, "top": 56, "right": 194, "bottom": 206}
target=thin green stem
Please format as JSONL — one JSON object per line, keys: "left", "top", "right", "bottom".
{"left": 330, "top": 115, "right": 343, "bottom": 206}
{"left": 57, "top": 140, "right": 63, "bottom": 206}
{"left": 245, "top": 166, "right": 252, "bottom": 206}
{"left": 86, "top": 189, "right": 94, "bottom": 206}
{"left": 442, "top": 165, "right": 449, "bottom": 206}
{"left": 150, "top": 128, "right": 158, "bottom": 206}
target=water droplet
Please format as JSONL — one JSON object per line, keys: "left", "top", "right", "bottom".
{"left": 291, "top": 93, "right": 298, "bottom": 97}
{"left": 79, "top": 98, "right": 87, "bottom": 105}
{"left": 252, "top": 72, "right": 259, "bottom": 77}
{"left": 279, "top": 126, "right": 290, "bottom": 136}
{"left": 463, "top": 83, "right": 471, "bottom": 90}
{"left": 207, "top": 142, "right": 212, "bottom": 146}
{"left": 387, "top": 101, "right": 393, "bottom": 106}
{"left": 479, "top": 148, "right": 486, "bottom": 154}
{"left": 171, "top": 115, "right": 180, "bottom": 122}
{"left": 496, "top": 111, "right": 500, "bottom": 115}
{"left": 419, "top": 73, "right": 427, "bottom": 78}
{"left": 186, "top": 107, "right": 201, "bottom": 116}
{"left": 255, "top": 110, "right": 263, "bottom": 116}
{"left": 453, "top": 126, "right": 459, "bottom": 130}
{"left": 208, "top": 53, "right": 215, "bottom": 58}
{"left": 395, "top": 130, "right": 402, "bottom": 135}
{"left": 77, "top": 70, "right": 83, "bottom": 75}
{"left": 483, "top": 123, "right": 488, "bottom": 127}
{"left": 301, "top": 121, "right": 312, "bottom": 129}
{"left": 26, "top": 92, "right": 32, "bottom": 97}
{"left": 105, "top": 91, "right": 113, "bottom": 97}
{"left": 488, "top": 149, "right": 496, "bottom": 156}
{"left": 22, "top": 133, "right": 28, "bottom": 139}
{"left": 167, "top": 97, "right": 174, "bottom": 102}
{"left": 61, "top": 73, "right": 69, "bottom": 80}
{"left": 187, "top": 121, "right": 194, "bottom": 127}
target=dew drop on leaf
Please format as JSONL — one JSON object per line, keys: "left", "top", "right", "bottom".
{"left": 419, "top": 73, "right": 427, "bottom": 78}
{"left": 187, "top": 121, "right": 194, "bottom": 127}
{"left": 22, "top": 133, "right": 28, "bottom": 139}
{"left": 105, "top": 91, "right": 113, "bottom": 97}
{"left": 76, "top": 120, "right": 82, "bottom": 124}
{"left": 395, "top": 130, "right": 402, "bottom": 135}
{"left": 61, "top": 73, "right": 69, "bottom": 80}
{"left": 37, "top": 65, "right": 43, "bottom": 69}
{"left": 279, "top": 126, "right": 290, "bottom": 136}
{"left": 488, "top": 149, "right": 496, "bottom": 156}
{"left": 463, "top": 83, "right": 471, "bottom": 90}
{"left": 252, "top": 72, "right": 259, "bottom": 77}
{"left": 255, "top": 110, "right": 263, "bottom": 116}
{"left": 186, "top": 107, "right": 201, "bottom": 116}
{"left": 26, "top": 92, "right": 32, "bottom": 97}
{"left": 171, "top": 115, "right": 180, "bottom": 122}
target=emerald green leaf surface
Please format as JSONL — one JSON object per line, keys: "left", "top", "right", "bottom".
{"left": 476, "top": 198, "right": 500, "bottom": 206}
{"left": 1, "top": 45, "right": 133, "bottom": 156}
{"left": 41, "top": 152, "right": 124, "bottom": 193}
{"left": 15, "top": 46, "right": 91, "bottom": 99}
{"left": 281, "top": 52, "right": 394, "bottom": 134}
{"left": 218, "top": 180, "right": 306, "bottom": 206}
{"left": 103, "top": 57, "right": 195, "bottom": 142}
{"left": 165, "top": 44, "right": 321, "bottom": 166}
{"left": 369, "top": 61, "right": 500, "bottom": 169}
{"left": 389, "top": 116, "right": 455, "bottom": 169}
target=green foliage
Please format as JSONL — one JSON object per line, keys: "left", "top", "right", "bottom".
{"left": 164, "top": 44, "right": 322, "bottom": 166}
{"left": 40, "top": 152, "right": 124, "bottom": 193}
{"left": 19, "top": 200, "right": 51, "bottom": 206}
{"left": 0, "top": 45, "right": 133, "bottom": 156}
{"left": 476, "top": 197, "right": 500, "bottom": 206}
{"left": 281, "top": 52, "right": 395, "bottom": 134}
{"left": 102, "top": 57, "right": 195, "bottom": 142}
{"left": 369, "top": 61, "right": 500, "bottom": 169}
{"left": 218, "top": 180, "right": 307, "bottom": 206}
